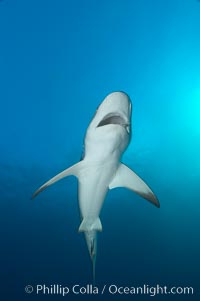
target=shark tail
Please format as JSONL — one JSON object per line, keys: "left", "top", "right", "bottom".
{"left": 92, "top": 255, "right": 96, "bottom": 284}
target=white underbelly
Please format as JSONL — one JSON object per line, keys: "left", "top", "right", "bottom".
{"left": 78, "top": 160, "right": 118, "bottom": 219}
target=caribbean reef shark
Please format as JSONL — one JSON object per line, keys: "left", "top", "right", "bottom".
{"left": 32, "top": 91, "right": 160, "bottom": 280}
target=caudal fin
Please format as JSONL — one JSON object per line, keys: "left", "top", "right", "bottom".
{"left": 92, "top": 255, "right": 96, "bottom": 284}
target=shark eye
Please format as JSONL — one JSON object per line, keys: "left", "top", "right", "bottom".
{"left": 126, "top": 125, "right": 131, "bottom": 133}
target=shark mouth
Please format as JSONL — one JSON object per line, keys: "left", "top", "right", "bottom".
{"left": 97, "top": 113, "right": 128, "bottom": 128}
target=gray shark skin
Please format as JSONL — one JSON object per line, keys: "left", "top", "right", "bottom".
{"left": 32, "top": 91, "right": 160, "bottom": 280}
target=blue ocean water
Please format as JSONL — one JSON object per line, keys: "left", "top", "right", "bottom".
{"left": 0, "top": 0, "right": 200, "bottom": 300}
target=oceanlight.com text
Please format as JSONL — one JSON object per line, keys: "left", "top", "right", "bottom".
{"left": 25, "top": 284, "right": 194, "bottom": 297}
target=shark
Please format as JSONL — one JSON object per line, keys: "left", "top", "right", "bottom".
{"left": 32, "top": 91, "right": 160, "bottom": 280}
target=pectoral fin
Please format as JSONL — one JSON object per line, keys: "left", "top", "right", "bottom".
{"left": 32, "top": 161, "right": 84, "bottom": 199}
{"left": 109, "top": 163, "right": 160, "bottom": 207}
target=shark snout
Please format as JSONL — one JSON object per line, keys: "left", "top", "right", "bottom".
{"left": 95, "top": 92, "right": 132, "bottom": 128}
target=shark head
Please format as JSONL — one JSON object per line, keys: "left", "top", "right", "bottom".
{"left": 84, "top": 91, "right": 132, "bottom": 161}
{"left": 91, "top": 91, "right": 131, "bottom": 132}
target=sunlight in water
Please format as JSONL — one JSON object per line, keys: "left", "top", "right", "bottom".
{"left": 188, "top": 88, "right": 200, "bottom": 135}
